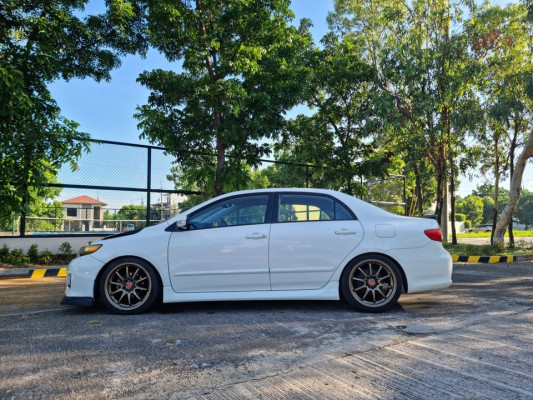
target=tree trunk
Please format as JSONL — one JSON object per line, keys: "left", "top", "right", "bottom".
{"left": 507, "top": 118, "right": 519, "bottom": 246}
{"left": 490, "top": 136, "right": 499, "bottom": 246}
{"left": 214, "top": 132, "right": 225, "bottom": 197}
{"left": 414, "top": 162, "right": 424, "bottom": 215}
{"left": 494, "top": 129, "right": 533, "bottom": 246}
{"left": 434, "top": 152, "right": 446, "bottom": 225}
{"left": 450, "top": 171, "right": 457, "bottom": 245}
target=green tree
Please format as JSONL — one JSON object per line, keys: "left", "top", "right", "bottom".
{"left": 515, "top": 190, "right": 533, "bottom": 229}
{"left": 456, "top": 196, "right": 484, "bottom": 227}
{"left": 329, "top": 0, "right": 480, "bottom": 244}
{"left": 467, "top": 2, "right": 532, "bottom": 245}
{"left": 279, "top": 35, "right": 397, "bottom": 196}
{"left": 468, "top": 1, "right": 533, "bottom": 247}
{"left": 135, "top": 0, "right": 313, "bottom": 197}
{"left": 0, "top": 0, "right": 147, "bottom": 227}
{"left": 481, "top": 196, "right": 495, "bottom": 224}
{"left": 117, "top": 205, "right": 146, "bottom": 220}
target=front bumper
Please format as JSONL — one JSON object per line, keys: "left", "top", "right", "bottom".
{"left": 60, "top": 296, "right": 95, "bottom": 307}
{"left": 64, "top": 254, "right": 105, "bottom": 300}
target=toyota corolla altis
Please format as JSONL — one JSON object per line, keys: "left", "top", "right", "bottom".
{"left": 61, "top": 188, "right": 452, "bottom": 314}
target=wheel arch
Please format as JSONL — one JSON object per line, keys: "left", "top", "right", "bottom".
{"left": 339, "top": 252, "right": 408, "bottom": 298}
{"left": 93, "top": 255, "right": 164, "bottom": 302}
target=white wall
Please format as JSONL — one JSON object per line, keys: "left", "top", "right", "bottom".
{"left": 0, "top": 236, "right": 105, "bottom": 254}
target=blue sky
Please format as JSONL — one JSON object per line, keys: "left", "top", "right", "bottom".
{"left": 49, "top": 0, "right": 333, "bottom": 145}
{"left": 49, "top": 0, "right": 529, "bottom": 205}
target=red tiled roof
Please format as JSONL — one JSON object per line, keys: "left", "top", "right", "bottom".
{"left": 61, "top": 195, "right": 107, "bottom": 206}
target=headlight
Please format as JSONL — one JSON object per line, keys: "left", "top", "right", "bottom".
{"left": 78, "top": 244, "right": 102, "bottom": 257}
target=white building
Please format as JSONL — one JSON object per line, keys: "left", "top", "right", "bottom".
{"left": 61, "top": 195, "right": 107, "bottom": 231}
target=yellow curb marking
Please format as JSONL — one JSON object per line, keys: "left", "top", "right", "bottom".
{"left": 29, "top": 268, "right": 67, "bottom": 278}
{"left": 488, "top": 256, "right": 500, "bottom": 263}
{"left": 31, "top": 269, "right": 46, "bottom": 278}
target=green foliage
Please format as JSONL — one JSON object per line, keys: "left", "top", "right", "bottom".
{"left": 327, "top": 0, "right": 481, "bottom": 225}
{"left": 58, "top": 242, "right": 73, "bottom": 256}
{"left": 455, "top": 214, "right": 466, "bottom": 222}
{"left": 482, "top": 196, "right": 495, "bottom": 224}
{"left": 135, "top": 0, "right": 314, "bottom": 196}
{"left": 515, "top": 190, "right": 533, "bottom": 229}
{"left": 0, "top": 244, "right": 9, "bottom": 263}
{"left": 251, "top": 150, "right": 309, "bottom": 189}
{"left": 8, "top": 249, "right": 28, "bottom": 266}
{"left": 279, "top": 35, "right": 393, "bottom": 195}
{"left": 464, "top": 220, "right": 472, "bottom": 230}
{"left": 456, "top": 196, "right": 484, "bottom": 226}
{"left": 27, "top": 244, "right": 39, "bottom": 264}
{"left": 117, "top": 205, "right": 146, "bottom": 220}
{"left": 0, "top": 0, "right": 146, "bottom": 225}
{"left": 38, "top": 250, "right": 54, "bottom": 265}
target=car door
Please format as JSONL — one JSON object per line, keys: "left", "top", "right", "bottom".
{"left": 269, "top": 193, "right": 364, "bottom": 290}
{"left": 168, "top": 194, "right": 272, "bottom": 293}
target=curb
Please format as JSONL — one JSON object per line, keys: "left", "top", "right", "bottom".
{"left": 0, "top": 267, "right": 67, "bottom": 279}
{"left": 451, "top": 254, "right": 533, "bottom": 263}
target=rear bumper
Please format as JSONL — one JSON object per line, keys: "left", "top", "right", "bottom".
{"left": 60, "top": 296, "right": 95, "bottom": 307}
{"left": 387, "top": 242, "right": 452, "bottom": 293}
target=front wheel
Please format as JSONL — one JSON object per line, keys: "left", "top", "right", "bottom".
{"left": 341, "top": 255, "right": 403, "bottom": 313}
{"left": 99, "top": 257, "right": 160, "bottom": 315}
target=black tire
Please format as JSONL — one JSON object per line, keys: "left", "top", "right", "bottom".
{"left": 340, "top": 254, "right": 403, "bottom": 313}
{"left": 99, "top": 257, "right": 160, "bottom": 315}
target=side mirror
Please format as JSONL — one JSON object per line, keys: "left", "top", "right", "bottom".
{"left": 176, "top": 219, "right": 188, "bottom": 231}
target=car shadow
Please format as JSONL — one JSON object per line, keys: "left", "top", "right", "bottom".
{"left": 152, "top": 298, "right": 406, "bottom": 315}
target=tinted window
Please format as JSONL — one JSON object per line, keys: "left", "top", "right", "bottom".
{"left": 189, "top": 195, "right": 269, "bottom": 229}
{"left": 66, "top": 208, "right": 77, "bottom": 217}
{"left": 278, "top": 194, "right": 334, "bottom": 222}
{"left": 335, "top": 201, "right": 354, "bottom": 220}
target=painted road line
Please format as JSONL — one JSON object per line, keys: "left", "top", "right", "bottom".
{"left": 30, "top": 268, "right": 67, "bottom": 278}
{"left": 452, "top": 255, "right": 515, "bottom": 263}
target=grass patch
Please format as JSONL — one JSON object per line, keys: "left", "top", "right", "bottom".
{"left": 444, "top": 242, "right": 533, "bottom": 256}
{"left": 457, "top": 230, "right": 533, "bottom": 238}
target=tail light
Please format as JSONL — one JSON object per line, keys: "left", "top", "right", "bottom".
{"left": 424, "top": 229, "right": 442, "bottom": 242}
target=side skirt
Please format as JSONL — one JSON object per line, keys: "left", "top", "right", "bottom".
{"left": 162, "top": 281, "right": 340, "bottom": 303}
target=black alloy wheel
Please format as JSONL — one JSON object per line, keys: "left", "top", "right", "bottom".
{"left": 100, "top": 257, "right": 160, "bottom": 315}
{"left": 341, "top": 254, "right": 403, "bottom": 312}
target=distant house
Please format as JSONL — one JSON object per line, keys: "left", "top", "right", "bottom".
{"left": 61, "top": 195, "right": 107, "bottom": 231}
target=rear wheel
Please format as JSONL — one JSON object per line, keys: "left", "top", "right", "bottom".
{"left": 341, "top": 255, "right": 403, "bottom": 313}
{"left": 100, "top": 257, "right": 160, "bottom": 315}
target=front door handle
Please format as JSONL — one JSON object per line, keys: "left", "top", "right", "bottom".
{"left": 246, "top": 233, "right": 267, "bottom": 239}
{"left": 335, "top": 229, "right": 357, "bottom": 235}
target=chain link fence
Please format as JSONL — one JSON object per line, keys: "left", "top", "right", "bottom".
{"left": 2, "top": 139, "right": 405, "bottom": 237}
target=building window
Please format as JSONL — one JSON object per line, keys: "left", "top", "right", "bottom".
{"left": 66, "top": 208, "right": 77, "bottom": 217}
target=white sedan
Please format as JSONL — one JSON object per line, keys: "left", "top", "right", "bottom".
{"left": 61, "top": 188, "right": 452, "bottom": 314}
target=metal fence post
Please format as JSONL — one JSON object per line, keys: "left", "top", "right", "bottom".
{"left": 146, "top": 147, "right": 152, "bottom": 227}
{"left": 305, "top": 165, "right": 309, "bottom": 188}
{"left": 20, "top": 195, "right": 26, "bottom": 236}
{"left": 404, "top": 176, "right": 407, "bottom": 216}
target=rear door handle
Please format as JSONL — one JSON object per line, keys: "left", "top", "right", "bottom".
{"left": 335, "top": 229, "right": 357, "bottom": 235}
{"left": 246, "top": 233, "right": 267, "bottom": 239}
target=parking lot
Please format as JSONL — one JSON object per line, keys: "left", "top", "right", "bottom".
{"left": 0, "top": 263, "right": 532, "bottom": 400}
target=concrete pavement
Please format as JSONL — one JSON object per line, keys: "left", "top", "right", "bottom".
{"left": 0, "top": 263, "right": 531, "bottom": 399}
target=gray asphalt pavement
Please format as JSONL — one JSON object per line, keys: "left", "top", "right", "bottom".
{"left": 0, "top": 263, "right": 532, "bottom": 399}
